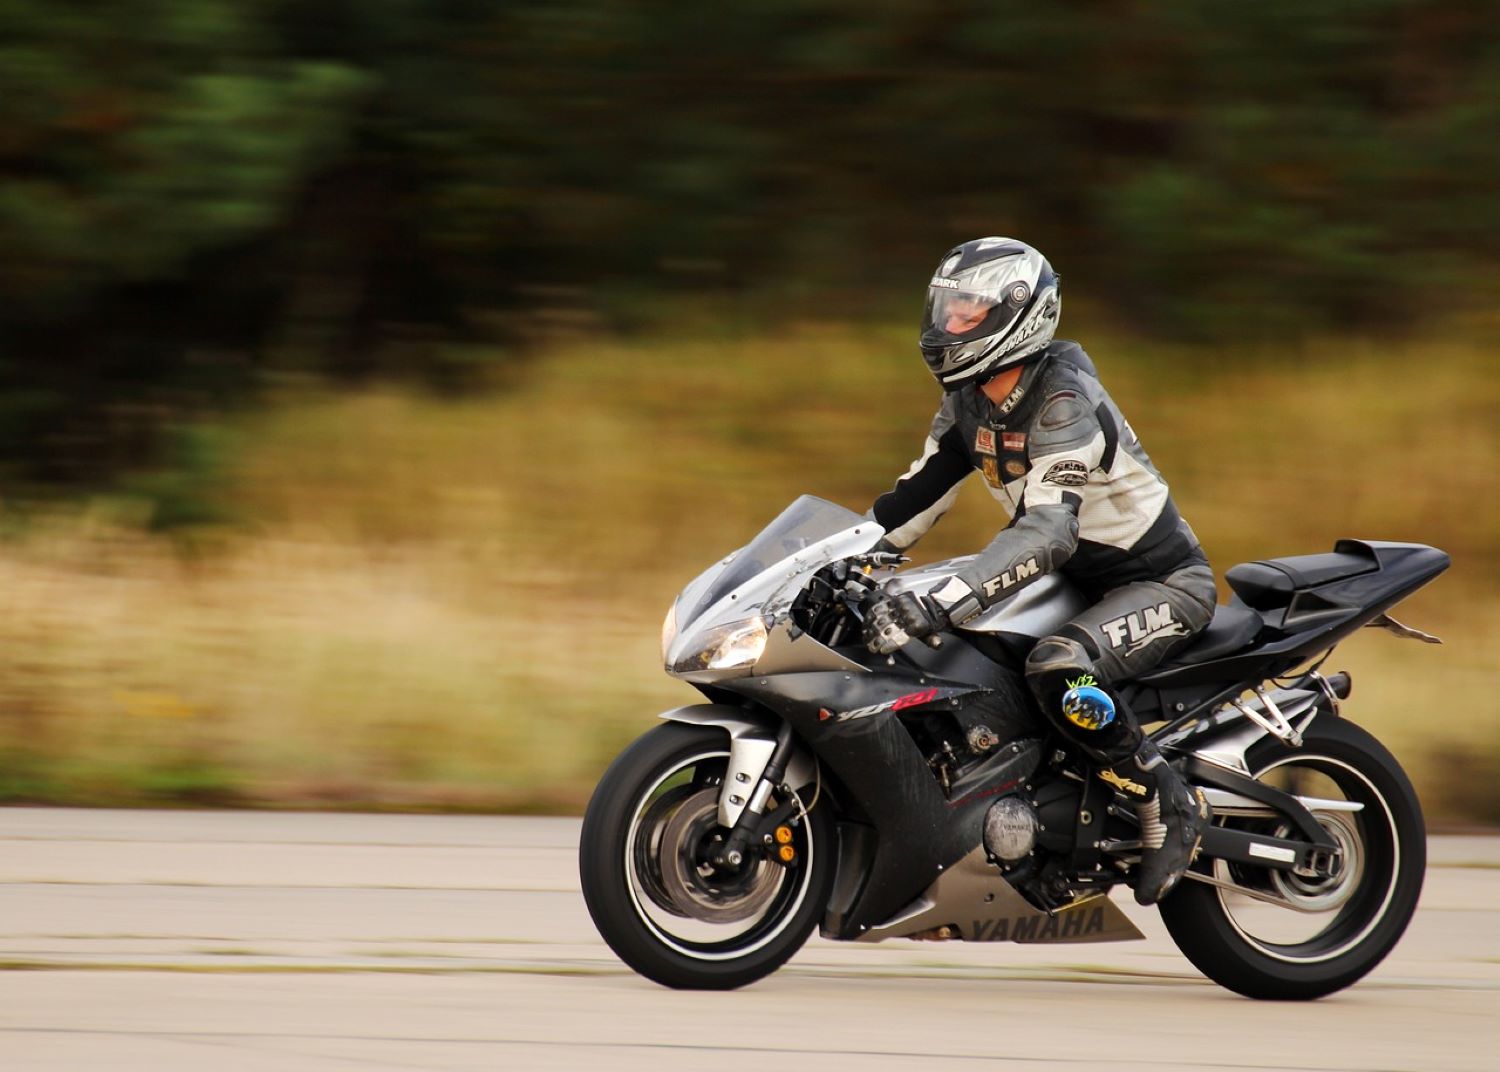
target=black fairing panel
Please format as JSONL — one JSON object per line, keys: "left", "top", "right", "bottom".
{"left": 1137, "top": 540, "right": 1449, "bottom": 689}
{"left": 721, "top": 669, "right": 1040, "bottom": 936}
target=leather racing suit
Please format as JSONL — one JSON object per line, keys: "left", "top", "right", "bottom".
{"left": 869, "top": 339, "right": 1216, "bottom": 764}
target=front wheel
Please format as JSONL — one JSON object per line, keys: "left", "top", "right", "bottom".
{"left": 1160, "top": 715, "right": 1425, "bottom": 1000}
{"left": 579, "top": 722, "right": 836, "bottom": 989}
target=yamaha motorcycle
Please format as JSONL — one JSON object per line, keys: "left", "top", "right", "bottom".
{"left": 579, "top": 496, "right": 1448, "bottom": 999}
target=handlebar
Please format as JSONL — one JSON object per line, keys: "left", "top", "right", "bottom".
{"left": 849, "top": 551, "right": 910, "bottom": 570}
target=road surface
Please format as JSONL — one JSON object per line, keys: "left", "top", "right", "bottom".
{"left": 1, "top": 809, "right": 1496, "bottom": 1070}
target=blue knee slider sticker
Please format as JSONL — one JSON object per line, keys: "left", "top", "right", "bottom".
{"left": 1061, "top": 675, "right": 1116, "bottom": 731}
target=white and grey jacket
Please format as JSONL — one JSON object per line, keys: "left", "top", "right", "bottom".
{"left": 870, "top": 340, "right": 1203, "bottom": 623}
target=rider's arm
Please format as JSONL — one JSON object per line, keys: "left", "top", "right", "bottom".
{"left": 931, "top": 391, "right": 1105, "bottom": 623}
{"left": 868, "top": 419, "right": 972, "bottom": 551}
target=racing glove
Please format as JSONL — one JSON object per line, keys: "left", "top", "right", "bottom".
{"left": 864, "top": 572, "right": 987, "bottom": 654}
{"left": 863, "top": 590, "right": 950, "bottom": 654}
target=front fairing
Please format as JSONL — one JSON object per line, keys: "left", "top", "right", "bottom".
{"left": 665, "top": 496, "right": 883, "bottom": 683}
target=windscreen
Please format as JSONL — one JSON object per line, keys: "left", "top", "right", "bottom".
{"left": 683, "top": 495, "right": 868, "bottom": 623}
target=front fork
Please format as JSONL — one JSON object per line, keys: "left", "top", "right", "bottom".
{"left": 659, "top": 704, "right": 818, "bottom": 865}
{"left": 710, "top": 723, "right": 800, "bottom": 867}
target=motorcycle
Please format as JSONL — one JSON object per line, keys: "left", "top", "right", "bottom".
{"left": 579, "top": 495, "right": 1448, "bottom": 999}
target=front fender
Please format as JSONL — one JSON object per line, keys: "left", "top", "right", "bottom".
{"left": 659, "top": 704, "right": 817, "bottom": 827}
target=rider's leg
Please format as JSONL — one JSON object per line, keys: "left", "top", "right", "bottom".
{"left": 1024, "top": 562, "right": 1217, "bottom": 905}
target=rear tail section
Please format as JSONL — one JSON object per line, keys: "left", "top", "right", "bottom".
{"left": 1135, "top": 540, "right": 1448, "bottom": 693}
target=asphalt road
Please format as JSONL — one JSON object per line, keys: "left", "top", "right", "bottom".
{"left": 1, "top": 808, "right": 1496, "bottom": 1071}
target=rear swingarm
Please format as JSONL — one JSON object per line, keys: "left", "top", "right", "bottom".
{"left": 1188, "top": 757, "right": 1344, "bottom": 878}
{"left": 1097, "top": 757, "right": 1346, "bottom": 880}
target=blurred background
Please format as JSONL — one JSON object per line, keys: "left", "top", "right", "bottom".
{"left": 0, "top": 1, "right": 1495, "bottom": 822}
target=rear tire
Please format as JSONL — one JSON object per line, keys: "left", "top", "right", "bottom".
{"left": 579, "top": 722, "right": 836, "bottom": 989}
{"left": 1160, "top": 715, "right": 1425, "bottom": 1000}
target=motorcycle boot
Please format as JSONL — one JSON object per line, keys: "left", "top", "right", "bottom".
{"left": 1099, "top": 739, "right": 1211, "bottom": 906}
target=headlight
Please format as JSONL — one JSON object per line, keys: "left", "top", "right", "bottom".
{"left": 660, "top": 601, "right": 679, "bottom": 663}
{"left": 671, "top": 616, "right": 768, "bottom": 674}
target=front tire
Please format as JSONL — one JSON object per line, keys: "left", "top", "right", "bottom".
{"left": 579, "top": 722, "right": 836, "bottom": 989}
{"left": 1160, "top": 715, "right": 1425, "bottom": 1000}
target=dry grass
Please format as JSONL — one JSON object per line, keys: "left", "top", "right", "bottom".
{"left": 0, "top": 324, "right": 1495, "bottom": 819}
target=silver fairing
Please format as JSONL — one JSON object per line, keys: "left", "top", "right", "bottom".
{"left": 881, "top": 557, "right": 1088, "bottom": 640}
{"left": 664, "top": 497, "right": 882, "bottom": 684}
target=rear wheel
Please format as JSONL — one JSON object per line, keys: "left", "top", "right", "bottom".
{"left": 579, "top": 722, "right": 835, "bottom": 989}
{"left": 1159, "top": 715, "right": 1425, "bottom": 1000}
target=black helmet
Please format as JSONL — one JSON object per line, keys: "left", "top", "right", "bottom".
{"left": 920, "top": 237, "right": 1061, "bottom": 392}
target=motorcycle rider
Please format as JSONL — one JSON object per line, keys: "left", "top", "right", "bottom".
{"left": 862, "top": 237, "right": 1214, "bottom": 905}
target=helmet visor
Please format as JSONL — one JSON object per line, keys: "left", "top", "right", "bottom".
{"left": 922, "top": 257, "right": 1035, "bottom": 344}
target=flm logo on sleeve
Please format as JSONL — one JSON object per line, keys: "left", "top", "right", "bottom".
{"left": 980, "top": 556, "right": 1040, "bottom": 597}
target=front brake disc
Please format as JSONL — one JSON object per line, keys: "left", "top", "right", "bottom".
{"left": 632, "top": 783, "right": 697, "bottom": 918}
{"left": 658, "top": 787, "right": 781, "bottom": 924}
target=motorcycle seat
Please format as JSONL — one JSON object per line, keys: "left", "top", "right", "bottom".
{"left": 1225, "top": 544, "right": 1379, "bottom": 611}
{"left": 1156, "top": 600, "right": 1263, "bottom": 668}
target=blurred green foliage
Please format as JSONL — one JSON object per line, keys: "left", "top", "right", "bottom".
{"left": 2, "top": 1, "right": 1498, "bottom": 490}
